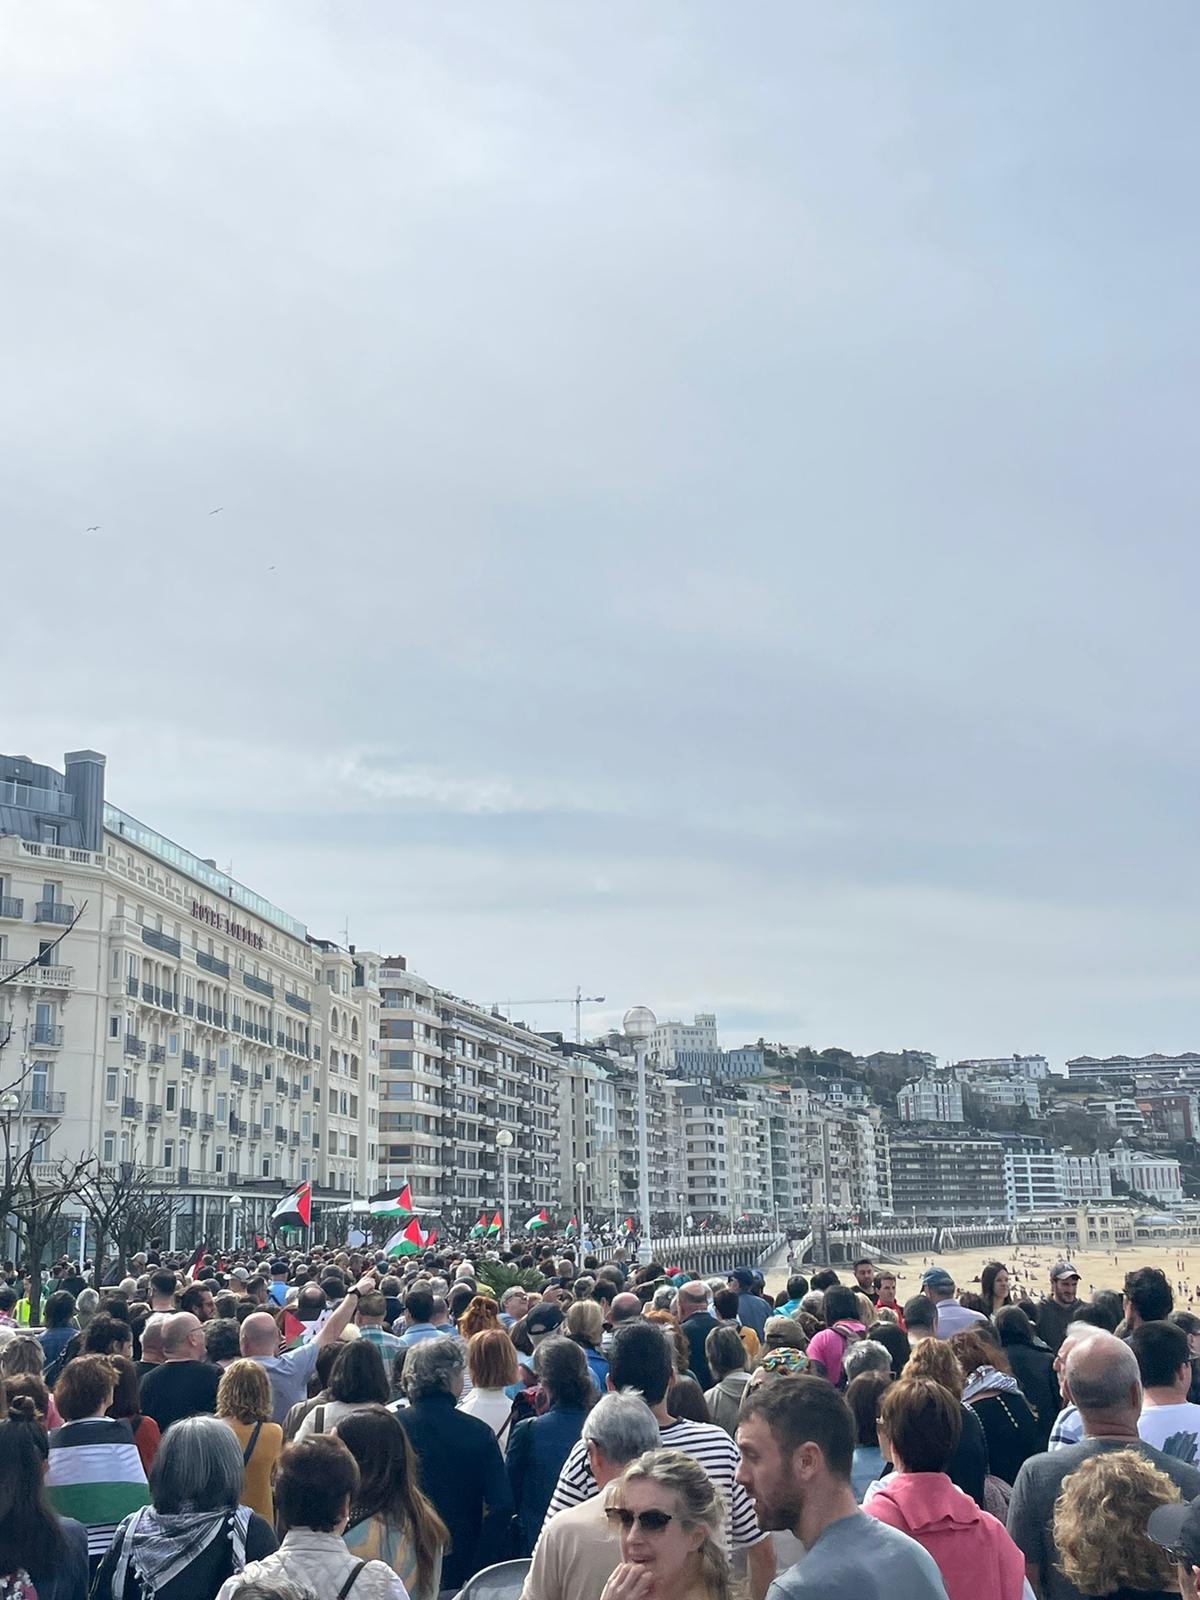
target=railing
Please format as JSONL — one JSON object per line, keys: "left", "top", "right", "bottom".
{"left": 290, "top": 1084, "right": 302, "bottom": 1100}
{"left": 202, "top": 1058, "right": 216, "bottom": 1077}
{"left": 179, "top": 1107, "right": 196, "bottom": 1128}
{"left": 147, "top": 1104, "right": 163, "bottom": 1123}
{"left": 124, "top": 1035, "right": 145, "bottom": 1059}
{"left": 0, "top": 958, "right": 73, "bottom": 986}
{"left": 149, "top": 1044, "right": 166, "bottom": 1064}
{"left": 182, "top": 1049, "right": 199, "bottom": 1070}
{"left": 0, "top": 895, "right": 23, "bottom": 918}
{"left": 243, "top": 973, "right": 274, "bottom": 998}
{"left": 200, "top": 1112, "right": 214, "bottom": 1132}
{"left": 21, "top": 1090, "right": 65, "bottom": 1115}
{"left": 30, "top": 1023, "right": 63, "bottom": 1047}
{"left": 229, "top": 1115, "right": 244, "bottom": 1137}
{"left": 285, "top": 991, "right": 311, "bottom": 1014}
{"left": 34, "top": 900, "right": 76, "bottom": 924}
{"left": 121, "top": 1096, "right": 143, "bottom": 1118}
{"left": 274, "top": 1125, "right": 286, "bottom": 1143}
{"left": 196, "top": 951, "right": 230, "bottom": 979}
{"left": 231, "top": 1065, "right": 247, "bottom": 1085}
{"left": 141, "top": 927, "right": 181, "bottom": 958}
{"left": 126, "top": 975, "right": 139, "bottom": 996}
{"left": 182, "top": 995, "right": 194, "bottom": 1015}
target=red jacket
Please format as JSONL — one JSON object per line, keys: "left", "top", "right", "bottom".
{"left": 865, "top": 1472, "right": 1024, "bottom": 1600}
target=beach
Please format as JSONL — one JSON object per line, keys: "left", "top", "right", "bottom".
{"left": 768, "top": 1242, "right": 1200, "bottom": 1310}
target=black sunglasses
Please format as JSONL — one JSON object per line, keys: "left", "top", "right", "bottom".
{"left": 606, "top": 1508, "right": 676, "bottom": 1534}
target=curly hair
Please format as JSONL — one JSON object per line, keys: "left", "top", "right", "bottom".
{"left": 902, "top": 1337, "right": 964, "bottom": 1398}
{"left": 1053, "top": 1448, "right": 1180, "bottom": 1596}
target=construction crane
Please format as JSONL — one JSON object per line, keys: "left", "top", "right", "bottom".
{"left": 495, "top": 986, "right": 606, "bottom": 1044}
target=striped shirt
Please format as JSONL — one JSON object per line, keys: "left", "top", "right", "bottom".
{"left": 1048, "top": 1403, "right": 1083, "bottom": 1450}
{"left": 45, "top": 1417, "right": 150, "bottom": 1560}
{"left": 544, "top": 1417, "right": 765, "bottom": 1551}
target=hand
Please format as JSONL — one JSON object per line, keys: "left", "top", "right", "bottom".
{"left": 601, "top": 1563, "right": 656, "bottom": 1600}
{"left": 356, "top": 1274, "right": 377, "bottom": 1295}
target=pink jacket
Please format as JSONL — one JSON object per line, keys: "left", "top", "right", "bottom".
{"left": 865, "top": 1472, "right": 1024, "bottom": 1600}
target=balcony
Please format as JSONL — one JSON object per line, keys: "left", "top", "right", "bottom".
{"left": 285, "top": 991, "right": 311, "bottom": 1015}
{"left": 124, "top": 1035, "right": 145, "bottom": 1059}
{"left": 182, "top": 1049, "right": 199, "bottom": 1070}
{"left": 199, "top": 1112, "right": 214, "bottom": 1132}
{"left": 0, "top": 896, "right": 23, "bottom": 919}
{"left": 290, "top": 1131, "right": 300, "bottom": 1148}
{"left": 196, "top": 950, "right": 230, "bottom": 980}
{"left": 195, "top": 1003, "right": 210, "bottom": 1024}
{"left": 229, "top": 1114, "right": 244, "bottom": 1137}
{"left": 30, "top": 1023, "right": 63, "bottom": 1048}
{"left": 21, "top": 1090, "right": 65, "bottom": 1115}
{"left": 290, "top": 1084, "right": 302, "bottom": 1101}
{"left": 248, "top": 1122, "right": 262, "bottom": 1141}
{"left": 250, "top": 1072, "right": 263, "bottom": 1091}
{"left": 141, "top": 926, "right": 181, "bottom": 958}
{"left": 147, "top": 1104, "right": 163, "bottom": 1123}
{"left": 126, "top": 975, "right": 139, "bottom": 997}
{"left": 179, "top": 1107, "right": 196, "bottom": 1128}
{"left": 182, "top": 995, "right": 194, "bottom": 1016}
{"left": 274, "top": 1125, "right": 286, "bottom": 1143}
{"left": 243, "top": 973, "right": 274, "bottom": 998}
{"left": 202, "top": 1058, "right": 216, "bottom": 1078}
{"left": 149, "top": 1044, "right": 166, "bottom": 1064}
{"left": 0, "top": 958, "right": 73, "bottom": 988}
{"left": 35, "top": 900, "right": 75, "bottom": 925}
{"left": 231, "top": 1065, "right": 247, "bottom": 1086}
{"left": 121, "top": 1096, "right": 143, "bottom": 1119}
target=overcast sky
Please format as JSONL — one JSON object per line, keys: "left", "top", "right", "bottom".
{"left": 3, "top": 5, "right": 1198, "bottom": 1066}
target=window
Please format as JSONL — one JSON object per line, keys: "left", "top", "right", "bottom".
{"left": 302, "top": 1113, "right": 311, "bottom": 1138}
{"left": 216, "top": 1093, "right": 227, "bottom": 1124}
{"left": 168, "top": 1033, "right": 179, "bottom": 1055}
{"left": 109, "top": 1016, "right": 120, "bottom": 1040}
{"left": 262, "top": 1157, "right": 272, "bottom": 1178}
{"left": 102, "top": 1133, "right": 116, "bottom": 1163}
{"left": 166, "top": 1083, "right": 177, "bottom": 1112}
{"left": 263, "top": 1105, "right": 273, "bottom": 1129}
{"left": 215, "top": 1147, "right": 225, "bottom": 1173}
{"left": 219, "top": 1047, "right": 229, "bottom": 1069}
{"left": 104, "top": 1069, "right": 118, "bottom": 1103}
{"left": 163, "top": 1140, "right": 175, "bottom": 1166}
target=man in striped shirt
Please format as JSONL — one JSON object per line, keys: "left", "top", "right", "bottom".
{"left": 543, "top": 1320, "right": 776, "bottom": 1599}
{"left": 46, "top": 1353, "right": 150, "bottom": 1566}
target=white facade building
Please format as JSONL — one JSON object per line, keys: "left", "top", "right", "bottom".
{"left": 1107, "top": 1142, "right": 1184, "bottom": 1205}
{"left": 897, "top": 1076, "right": 964, "bottom": 1124}
{"left": 0, "top": 749, "right": 379, "bottom": 1249}
{"left": 651, "top": 1013, "right": 719, "bottom": 1071}
{"left": 955, "top": 1055, "right": 1050, "bottom": 1080}
{"left": 970, "top": 1078, "right": 1042, "bottom": 1115}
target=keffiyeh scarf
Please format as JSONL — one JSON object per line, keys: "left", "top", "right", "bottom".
{"left": 112, "top": 1504, "right": 252, "bottom": 1595}
{"left": 961, "top": 1364, "right": 1023, "bottom": 1403}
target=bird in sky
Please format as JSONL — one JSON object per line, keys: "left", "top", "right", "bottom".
{"left": 86, "top": 525, "right": 101, "bottom": 532}
{"left": 209, "top": 507, "right": 223, "bottom": 515}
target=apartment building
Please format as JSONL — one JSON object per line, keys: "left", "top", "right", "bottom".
{"left": 954, "top": 1055, "right": 1050, "bottom": 1080}
{"left": 0, "top": 750, "right": 378, "bottom": 1248}
{"left": 650, "top": 1013, "right": 719, "bottom": 1070}
{"left": 897, "top": 1075, "right": 964, "bottom": 1124}
{"left": 888, "top": 1136, "right": 1007, "bottom": 1220}
{"left": 376, "top": 959, "right": 560, "bottom": 1229}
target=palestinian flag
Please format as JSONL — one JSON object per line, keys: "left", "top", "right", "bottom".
{"left": 564, "top": 1216, "right": 578, "bottom": 1237}
{"left": 623, "top": 1216, "right": 635, "bottom": 1235}
{"left": 272, "top": 1181, "right": 311, "bottom": 1230}
{"left": 469, "top": 1213, "right": 488, "bottom": 1238}
{"left": 525, "top": 1209, "right": 549, "bottom": 1231}
{"left": 254, "top": 1235, "right": 267, "bottom": 1252}
{"left": 385, "top": 1218, "right": 425, "bottom": 1257}
{"left": 371, "top": 1183, "right": 415, "bottom": 1218}
{"left": 281, "top": 1308, "right": 308, "bottom": 1349}
{"left": 487, "top": 1211, "right": 502, "bottom": 1235}
{"left": 188, "top": 1242, "right": 208, "bottom": 1281}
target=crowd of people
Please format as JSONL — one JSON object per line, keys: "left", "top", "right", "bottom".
{"left": 4, "top": 1240, "right": 1200, "bottom": 1600}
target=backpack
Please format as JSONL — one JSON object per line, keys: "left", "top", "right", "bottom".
{"left": 830, "top": 1322, "right": 863, "bottom": 1390}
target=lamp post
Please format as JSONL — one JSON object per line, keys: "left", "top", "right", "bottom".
{"left": 228, "top": 1193, "right": 243, "bottom": 1252}
{"left": 496, "top": 1129, "right": 513, "bottom": 1250}
{"left": 574, "top": 1160, "right": 586, "bottom": 1239}
{"left": 623, "top": 1006, "right": 656, "bottom": 1265}
{"left": 610, "top": 1174, "right": 619, "bottom": 1239}
{"left": 677, "top": 1191, "right": 686, "bottom": 1239}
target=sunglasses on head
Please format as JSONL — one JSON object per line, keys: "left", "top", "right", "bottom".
{"left": 605, "top": 1508, "right": 676, "bottom": 1534}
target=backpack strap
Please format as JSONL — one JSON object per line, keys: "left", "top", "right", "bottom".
{"left": 337, "top": 1561, "right": 367, "bottom": 1599}
{"left": 314, "top": 1404, "right": 326, "bottom": 1434}
{"left": 242, "top": 1419, "right": 263, "bottom": 1465}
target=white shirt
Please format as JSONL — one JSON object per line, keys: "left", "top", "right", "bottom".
{"left": 217, "top": 1528, "right": 408, "bottom": 1600}
{"left": 458, "top": 1386, "right": 513, "bottom": 1439}
{"left": 1139, "top": 1400, "right": 1200, "bottom": 1464}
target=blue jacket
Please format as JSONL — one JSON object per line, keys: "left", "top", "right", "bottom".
{"left": 507, "top": 1405, "right": 589, "bottom": 1553}
{"left": 581, "top": 1346, "right": 609, "bottom": 1392}
{"left": 737, "top": 1291, "right": 768, "bottom": 1338}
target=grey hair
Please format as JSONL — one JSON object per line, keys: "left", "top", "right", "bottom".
{"left": 75, "top": 1288, "right": 101, "bottom": 1321}
{"left": 402, "top": 1334, "right": 466, "bottom": 1400}
{"left": 1066, "top": 1330, "right": 1141, "bottom": 1413}
{"left": 150, "top": 1414, "right": 244, "bottom": 1512}
{"left": 582, "top": 1391, "right": 661, "bottom": 1466}
{"left": 651, "top": 1286, "right": 676, "bottom": 1312}
{"left": 843, "top": 1340, "right": 894, "bottom": 1383}
{"left": 500, "top": 1286, "right": 528, "bottom": 1307}
{"left": 799, "top": 1291, "right": 826, "bottom": 1317}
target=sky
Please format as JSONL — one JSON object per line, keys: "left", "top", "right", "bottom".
{"left": 2, "top": 4, "right": 1199, "bottom": 1067}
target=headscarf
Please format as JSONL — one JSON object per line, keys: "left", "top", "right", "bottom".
{"left": 758, "top": 1347, "right": 810, "bottom": 1377}
{"left": 961, "top": 1364, "right": 1023, "bottom": 1404}
{"left": 112, "top": 1504, "right": 252, "bottom": 1595}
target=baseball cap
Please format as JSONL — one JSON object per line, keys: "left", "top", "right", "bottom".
{"left": 229, "top": 1267, "right": 250, "bottom": 1282}
{"left": 1050, "top": 1260, "right": 1081, "bottom": 1282}
{"left": 1149, "top": 1495, "right": 1200, "bottom": 1563}
{"left": 921, "top": 1268, "right": 956, "bottom": 1293}
{"left": 270, "top": 1260, "right": 289, "bottom": 1275}
{"left": 525, "top": 1304, "right": 564, "bottom": 1337}
{"left": 729, "top": 1267, "right": 755, "bottom": 1289}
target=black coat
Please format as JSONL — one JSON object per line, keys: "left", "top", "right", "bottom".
{"left": 397, "top": 1391, "right": 514, "bottom": 1590}
{"left": 1003, "top": 1340, "right": 1060, "bottom": 1449}
{"left": 680, "top": 1310, "right": 720, "bottom": 1390}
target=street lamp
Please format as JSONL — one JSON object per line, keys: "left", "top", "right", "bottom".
{"left": 574, "top": 1160, "right": 586, "bottom": 1239}
{"left": 609, "top": 1174, "right": 619, "bottom": 1239}
{"left": 623, "top": 1006, "right": 656, "bottom": 1265}
{"left": 496, "top": 1129, "right": 514, "bottom": 1250}
{"left": 677, "top": 1191, "right": 686, "bottom": 1239}
{"left": 228, "top": 1193, "right": 243, "bottom": 1252}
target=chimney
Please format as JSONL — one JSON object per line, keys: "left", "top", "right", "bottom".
{"left": 63, "top": 750, "right": 106, "bottom": 852}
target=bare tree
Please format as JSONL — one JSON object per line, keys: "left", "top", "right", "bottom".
{"left": 9, "top": 1152, "right": 89, "bottom": 1321}
{"left": 77, "top": 1158, "right": 178, "bottom": 1284}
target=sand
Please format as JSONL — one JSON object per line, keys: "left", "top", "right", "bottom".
{"left": 766, "top": 1242, "right": 1200, "bottom": 1311}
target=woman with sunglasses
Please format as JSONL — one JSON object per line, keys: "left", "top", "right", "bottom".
{"left": 601, "top": 1448, "right": 737, "bottom": 1600}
